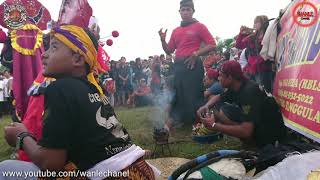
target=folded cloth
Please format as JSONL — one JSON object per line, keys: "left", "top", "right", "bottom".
{"left": 87, "top": 144, "right": 160, "bottom": 179}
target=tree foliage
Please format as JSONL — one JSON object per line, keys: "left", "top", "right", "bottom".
{"left": 216, "top": 38, "right": 235, "bottom": 54}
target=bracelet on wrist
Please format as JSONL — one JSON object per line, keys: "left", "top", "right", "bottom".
{"left": 16, "top": 132, "right": 36, "bottom": 150}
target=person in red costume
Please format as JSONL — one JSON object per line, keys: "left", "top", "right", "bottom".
{"left": 0, "top": 0, "right": 52, "bottom": 120}
{"left": 0, "top": 28, "right": 6, "bottom": 43}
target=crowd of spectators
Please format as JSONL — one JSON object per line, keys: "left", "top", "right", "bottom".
{"left": 99, "top": 54, "right": 174, "bottom": 107}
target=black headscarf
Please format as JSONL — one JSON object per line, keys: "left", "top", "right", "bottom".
{"left": 180, "top": 0, "right": 194, "bottom": 10}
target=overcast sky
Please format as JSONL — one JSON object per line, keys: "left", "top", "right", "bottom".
{"left": 2, "top": 0, "right": 290, "bottom": 61}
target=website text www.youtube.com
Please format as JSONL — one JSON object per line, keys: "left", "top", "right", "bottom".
{"left": 2, "top": 169, "right": 130, "bottom": 179}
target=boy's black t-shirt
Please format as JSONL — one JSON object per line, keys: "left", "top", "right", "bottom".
{"left": 38, "top": 77, "right": 132, "bottom": 171}
{"left": 220, "top": 80, "right": 286, "bottom": 147}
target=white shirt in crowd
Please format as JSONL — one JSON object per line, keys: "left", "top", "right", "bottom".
{"left": 143, "top": 67, "right": 152, "bottom": 86}
{"left": 3, "top": 77, "right": 12, "bottom": 98}
{"left": 239, "top": 48, "right": 248, "bottom": 70}
{"left": 0, "top": 80, "right": 5, "bottom": 102}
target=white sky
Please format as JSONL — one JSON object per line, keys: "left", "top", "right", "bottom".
{"left": 1, "top": 0, "right": 290, "bottom": 61}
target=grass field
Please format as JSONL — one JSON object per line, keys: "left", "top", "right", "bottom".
{"left": 0, "top": 116, "right": 14, "bottom": 161}
{"left": 0, "top": 107, "right": 241, "bottom": 161}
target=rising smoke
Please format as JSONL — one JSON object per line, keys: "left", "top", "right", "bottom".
{"left": 151, "top": 77, "right": 175, "bottom": 129}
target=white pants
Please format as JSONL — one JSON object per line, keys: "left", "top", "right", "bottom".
{"left": 0, "top": 160, "right": 39, "bottom": 180}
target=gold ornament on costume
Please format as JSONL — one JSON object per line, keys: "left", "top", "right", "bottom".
{"left": 3, "top": 2, "right": 27, "bottom": 29}
{"left": 11, "top": 24, "right": 43, "bottom": 55}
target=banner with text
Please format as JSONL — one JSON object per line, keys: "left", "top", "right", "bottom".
{"left": 273, "top": 0, "right": 320, "bottom": 142}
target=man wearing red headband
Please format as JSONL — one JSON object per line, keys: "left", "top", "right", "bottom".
{"left": 197, "top": 61, "right": 286, "bottom": 148}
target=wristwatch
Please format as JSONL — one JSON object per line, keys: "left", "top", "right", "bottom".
{"left": 16, "top": 132, "right": 36, "bottom": 150}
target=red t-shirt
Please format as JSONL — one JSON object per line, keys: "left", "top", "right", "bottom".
{"left": 168, "top": 22, "right": 215, "bottom": 60}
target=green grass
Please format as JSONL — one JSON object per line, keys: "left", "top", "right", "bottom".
{"left": 0, "top": 116, "right": 14, "bottom": 161}
{"left": 116, "top": 107, "right": 241, "bottom": 159}
{"left": 0, "top": 107, "right": 241, "bottom": 161}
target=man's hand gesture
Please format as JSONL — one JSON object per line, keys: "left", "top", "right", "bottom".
{"left": 158, "top": 28, "right": 167, "bottom": 42}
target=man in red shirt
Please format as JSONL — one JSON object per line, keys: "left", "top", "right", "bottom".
{"left": 159, "top": 0, "right": 216, "bottom": 128}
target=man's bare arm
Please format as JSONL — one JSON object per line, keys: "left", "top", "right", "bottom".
{"left": 161, "top": 40, "right": 174, "bottom": 55}
{"left": 23, "top": 137, "right": 67, "bottom": 171}
{"left": 215, "top": 122, "right": 254, "bottom": 139}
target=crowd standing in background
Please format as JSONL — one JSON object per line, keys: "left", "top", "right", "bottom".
{"left": 0, "top": 0, "right": 312, "bottom": 179}
{"left": 0, "top": 0, "right": 284, "bottom": 152}
{"left": 93, "top": 0, "right": 284, "bottom": 149}
{"left": 100, "top": 54, "right": 175, "bottom": 108}
{"left": 97, "top": 12, "right": 277, "bottom": 118}
{"left": 97, "top": 14, "right": 276, "bottom": 116}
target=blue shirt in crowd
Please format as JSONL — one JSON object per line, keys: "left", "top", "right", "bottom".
{"left": 208, "top": 81, "right": 224, "bottom": 95}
